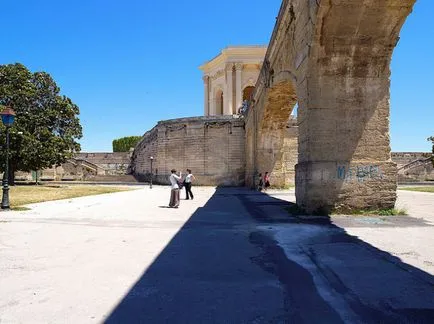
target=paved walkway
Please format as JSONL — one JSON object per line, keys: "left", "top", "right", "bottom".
{"left": 0, "top": 186, "right": 433, "bottom": 323}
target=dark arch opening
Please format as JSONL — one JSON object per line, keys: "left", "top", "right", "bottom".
{"left": 243, "top": 86, "right": 255, "bottom": 102}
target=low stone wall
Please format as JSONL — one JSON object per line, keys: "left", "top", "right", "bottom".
{"left": 398, "top": 163, "right": 434, "bottom": 182}
{"left": 393, "top": 152, "right": 434, "bottom": 182}
{"left": 391, "top": 152, "right": 432, "bottom": 169}
{"left": 10, "top": 138, "right": 431, "bottom": 186}
{"left": 74, "top": 152, "right": 131, "bottom": 176}
{"left": 13, "top": 152, "right": 132, "bottom": 182}
{"left": 130, "top": 116, "right": 246, "bottom": 186}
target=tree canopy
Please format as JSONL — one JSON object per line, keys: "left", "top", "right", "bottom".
{"left": 112, "top": 136, "right": 142, "bottom": 152}
{"left": 0, "top": 63, "right": 82, "bottom": 180}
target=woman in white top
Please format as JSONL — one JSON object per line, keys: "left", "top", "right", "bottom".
{"left": 168, "top": 169, "right": 182, "bottom": 208}
{"left": 184, "top": 169, "right": 196, "bottom": 200}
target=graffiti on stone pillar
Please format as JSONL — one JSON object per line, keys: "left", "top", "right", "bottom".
{"left": 337, "top": 165, "right": 384, "bottom": 182}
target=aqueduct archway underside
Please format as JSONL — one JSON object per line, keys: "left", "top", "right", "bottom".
{"left": 246, "top": 0, "right": 417, "bottom": 213}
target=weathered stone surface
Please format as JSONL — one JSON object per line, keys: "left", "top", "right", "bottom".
{"left": 199, "top": 47, "right": 266, "bottom": 116}
{"left": 295, "top": 161, "right": 397, "bottom": 213}
{"left": 394, "top": 152, "right": 434, "bottom": 182}
{"left": 13, "top": 152, "right": 132, "bottom": 181}
{"left": 130, "top": 116, "right": 247, "bottom": 186}
{"left": 245, "top": 112, "right": 298, "bottom": 188}
{"left": 246, "top": 0, "right": 417, "bottom": 212}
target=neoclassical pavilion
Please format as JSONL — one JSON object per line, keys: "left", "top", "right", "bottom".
{"left": 199, "top": 46, "right": 267, "bottom": 116}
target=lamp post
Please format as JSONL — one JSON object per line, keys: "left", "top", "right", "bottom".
{"left": 1, "top": 106, "right": 16, "bottom": 210}
{"left": 149, "top": 156, "right": 154, "bottom": 189}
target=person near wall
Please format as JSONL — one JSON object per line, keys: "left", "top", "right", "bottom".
{"left": 257, "top": 173, "right": 263, "bottom": 191}
{"left": 239, "top": 99, "right": 249, "bottom": 115}
{"left": 184, "top": 169, "right": 196, "bottom": 200}
{"left": 168, "top": 169, "right": 182, "bottom": 208}
{"left": 263, "top": 172, "right": 271, "bottom": 191}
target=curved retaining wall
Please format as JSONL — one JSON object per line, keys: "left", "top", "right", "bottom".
{"left": 130, "top": 116, "right": 246, "bottom": 186}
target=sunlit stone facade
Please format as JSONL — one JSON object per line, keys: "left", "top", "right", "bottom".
{"left": 199, "top": 46, "right": 266, "bottom": 116}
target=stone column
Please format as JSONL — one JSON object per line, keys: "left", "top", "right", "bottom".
{"left": 203, "top": 75, "right": 209, "bottom": 116}
{"left": 295, "top": 74, "right": 397, "bottom": 214}
{"left": 291, "top": 0, "right": 415, "bottom": 214}
{"left": 235, "top": 63, "right": 243, "bottom": 113}
{"left": 208, "top": 79, "right": 215, "bottom": 116}
{"left": 224, "top": 64, "right": 234, "bottom": 115}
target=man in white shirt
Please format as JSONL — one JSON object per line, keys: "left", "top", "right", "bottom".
{"left": 168, "top": 169, "right": 182, "bottom": 208}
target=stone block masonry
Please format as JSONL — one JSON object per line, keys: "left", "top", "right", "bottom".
{"left": 247, "top": 0, "right": 417, "bottom": 213}
{"left": 130, "top": 116, "right": 247, "bottom": 186}
{"left": 13, "top": 152, "right": 132, "bottom": 181}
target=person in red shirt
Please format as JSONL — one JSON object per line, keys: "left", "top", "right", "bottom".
{"left": 263, "top": 172, "right": 270, "bottom": 191}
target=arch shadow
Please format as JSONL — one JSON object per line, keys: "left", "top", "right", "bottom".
{"left": 104, "top": 187, "right": 434, "bottom": 323}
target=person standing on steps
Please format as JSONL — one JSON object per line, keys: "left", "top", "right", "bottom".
{"left": 184, "top": 169, "right": 196, "bottom": 200}
{"left": 168, "top": 169, "right": 182, "bottom": 208}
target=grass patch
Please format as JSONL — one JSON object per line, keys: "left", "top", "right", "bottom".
{"left": 11, "top": 206, "right": 32, "bottom": 211}
{"left": 399, "top": 187, "right": 434, "bottom": 193}
{"left": 8, "top": 185, "right": 133, "bottom": 207}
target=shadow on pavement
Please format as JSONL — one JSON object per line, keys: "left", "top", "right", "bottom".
{"left": 105, "top": 187, "right": 434, "bottom": 323}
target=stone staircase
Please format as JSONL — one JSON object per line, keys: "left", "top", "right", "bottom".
{"left": 398, "top": 157, "right": 434, "bottom": 182}
{"left": 67, "top": 158, "right": 104, "bottom": 174}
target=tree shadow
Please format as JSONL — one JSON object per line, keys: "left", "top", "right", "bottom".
{"left": 105, "top": 187, "right": 434, "bottom": 323}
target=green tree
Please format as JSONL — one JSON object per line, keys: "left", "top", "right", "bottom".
{"left": 0, "top": 63, "right": 82, "bottom": 184}
{"left": 112, "top": 136, "right": 142, "bottom": 152}
{"left": 428, "top": 136, "right": 434, "bottom": 167}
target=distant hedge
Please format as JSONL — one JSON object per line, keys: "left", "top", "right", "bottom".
{"left": 112, "top": 136, "right": 142, "bottom": 152}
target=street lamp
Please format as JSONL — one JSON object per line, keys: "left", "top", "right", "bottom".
{"left": 149, "top": 156, "right": 154, "bottom": 189}
{"left": 1, "top": 106, "right": 16, "bottom": 210}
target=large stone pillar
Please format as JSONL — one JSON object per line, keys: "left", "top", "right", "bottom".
{"left": 224, "top": 64, "right": 233, "bottom": 115}
{"left": 295, "top": 74, "right": 397, "bottom": 213}
{"left": 293, "top": 0, "right": 415, "bottom": 213}
{"left": 235, "top": 63, "right": 243, "bottom": 112}
{"left": 203, "top": 75, "right": 209, "bottom": 116}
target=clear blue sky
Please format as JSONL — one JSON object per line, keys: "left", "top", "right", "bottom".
{"left": 1, "top": 1, "right": 433, "bottom": 152}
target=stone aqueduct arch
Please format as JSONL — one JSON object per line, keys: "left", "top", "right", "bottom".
{"left": 246, "top": 0, "right": 417, "bottom": 212}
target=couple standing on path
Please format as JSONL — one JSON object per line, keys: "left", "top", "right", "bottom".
{"left": 168, "top": 169, "right": 196, "bottom": 208}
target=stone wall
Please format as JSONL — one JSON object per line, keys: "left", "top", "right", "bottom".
{"left": 74, "top": 152, "right": 131, "bottom": 176}
{"left": 245, "top": 115, "right": 298, "bottom": 188}
{"left": 392, "top": 152, "right": 434, "bottom": 182}
{"left": 391, "top": 152, "right": 431, "bottom": 169}
{"left": 130, "top": 116, "right": 246, "bottom": 186}
{"left": 14, "top": 152, "right": 132, "bottom": 181}
{"left": 246, "top": 0, "right": 416, "bottom": 213}
{"left": 398, "top": 161, "right": 434, "bottom": 182}
{"left": 8, "top": 137, "right": 432, "bottom": 185}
